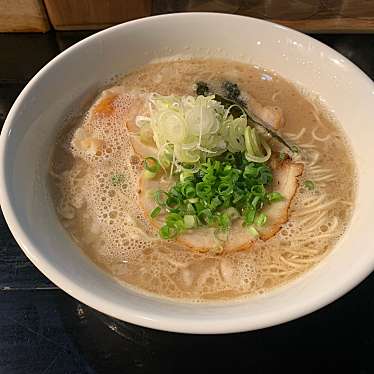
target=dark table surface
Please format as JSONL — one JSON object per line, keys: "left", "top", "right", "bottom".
{"left": 1, "top": 30, "right": 373, "bottom": 374}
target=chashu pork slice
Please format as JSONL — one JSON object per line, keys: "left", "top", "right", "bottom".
{"left": 258, "top": 157, "right": 304, "bottom": 240}
{"left": 138, "top": 156, "right": 303, "bottom": 253}
{"left": 75, "top": 86, "right": 158, "bottom": 158}
{"left": 138, "top": 175, "right": 256, "bottom": 252}
{"left": 247, "top": 96, "right": 285, "bottom": 130}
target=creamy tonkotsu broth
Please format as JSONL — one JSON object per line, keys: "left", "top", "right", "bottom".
{"left": 49, "top": 59, "right": 355, "bottom": 301}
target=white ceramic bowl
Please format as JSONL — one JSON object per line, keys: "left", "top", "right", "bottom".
{"left": 1, "top": 13, "right": 374, "bottom": 334}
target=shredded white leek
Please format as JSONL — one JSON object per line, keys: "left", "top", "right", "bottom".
{"left": 136, "top": 93, "right": 272, "bottom": 170}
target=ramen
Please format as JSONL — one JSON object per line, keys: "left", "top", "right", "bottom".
{"left": 49, "top": 58, "right": 355, "bottom": 301}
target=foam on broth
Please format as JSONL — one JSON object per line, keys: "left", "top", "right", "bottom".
{"left": 49, "top": 59, "right": 355, "bottom": 302}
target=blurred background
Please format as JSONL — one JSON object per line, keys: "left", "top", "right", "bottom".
{"left": 1, "top": 0, "right": 374, "bottom": 34}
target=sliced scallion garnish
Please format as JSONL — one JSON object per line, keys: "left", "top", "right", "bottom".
{"left": 267, "top": 192, "right": 283, "bottom": 202}
{"left": 255, "top": 212, "right": 267, "bottom": 227}
{"left": 154, "top": 190, "right": 168, "bottom": 206}
{"left": 150, "top": 206, "right": 161, "bottom": 218}
{"left": 152, "top": 152, "right": 283, "bottom": 240}
{"left": 247, "top": 225, "right": 259, "bottom": 238}
{"left": 304, "top": 180, "right": 315, "bottom": 190}
{"left": 184, "top": 215, "right": 197, "bottom": 229}
{"left": 144, "top": 157, "right": 160, "bottom": 173}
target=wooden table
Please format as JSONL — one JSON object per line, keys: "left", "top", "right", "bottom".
{"left": 1, "top": 31, "right": 373, "bottom": 374}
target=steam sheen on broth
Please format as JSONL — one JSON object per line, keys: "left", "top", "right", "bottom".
{"left": 49, "top": 59, "right": 355, "bottom": 301}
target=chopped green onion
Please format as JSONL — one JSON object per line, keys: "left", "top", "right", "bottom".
{"left": 149, "top": 146, "right": 284, "bottom": 240}
{"left": 221, "top": 164, "right": 232, "bottom": 175}
{"left": 251, "top": 184, "right": 266, "bottom": 196}
{"left": 194, "top": 201, "right": 204, "bottom": 214}
{"left": 258, "top": 167, "right": 273, "bottom": 184}
{"left": 144, "top": 170, "right": 157, "bottom": 179}
{"left": 144, "top": 157, "right": 160, "bottom": 173}
{"left": 243, "top": 164, "right": 258, "bottom": 178}
{"left": 251, "top": 195, "right": 261, "bottom": 208}
{"left": 224, "top": 153, "right": 236, "bottom": 163}
{"left": 232, "top": 191, "right": 244, "bottom": 204}
{"left": 188, "top": 197, "right": 199, "bottom": 204}
{"left": 180, "top": 170, "right": 194, "bottom": 183}
{"left": 255, "top": 212, "right": 267, "bottom": 226}
{"left": 196, "top": 182, "right": 212, "bottom": 199}
{"left": 218, "top": 213, "right": 231, "bottom": 230}
{"left": 169, "top": 187, "right": 182, "bottom": 199}
{"left": 166, "top": 213, "right": 183, "bottom": 224}
{"left": 304, "top": 180, "right": 315, "bottom": 190}
{"left": 165, "top": 196, "right": 181, "bottom": 211}
{"left": 150, "top": 206, "right": 161, "bottom": 218}
{"left": 223, "top": 207, "right": 240, "bottom": 220}
{"left": 243, "top": 206, "right": 256, "bottom": 225}
{"left": 198, "top": 208, "right": 213, "bottom": 224}
{"left": 291, "top": 145, "right": 299, "bottom": 154}
{"left": 210, "top": 196, "right": 222, "bottom": 210}
{"left": 267, "top": 192, "right": 283, "bottom": 202}
{"left": 220, "top": 196, "right": 231, "bottom": 210}
{"left": 279, "top": 152, "right": 287, "bottom": 161}
{"left": 160, "top": 225, "right": 178, "bottom": 239}
{"left": 181, "top": 183, "right": 196, "bottom": 199}
{"left": 217, "top": 182, "right": 233, "bottom": 196}
{"left": 154, "top": 190, "right": 168, "bottom": 206}
{"left": 203, "top": 173, "right": 216, "bottom": 185}
{"left": 247, "top": 225, "right": 259, "bottom": 238}
{"left": 184, "top": 215, "right": 197, "bottom": 229}
{"left": 186, "top": 203, "right": 196, "bottom": 214}
{"left": 165, "top": 213, "right": 185, "bottom": 233}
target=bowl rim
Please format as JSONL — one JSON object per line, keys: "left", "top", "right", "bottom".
{"left": 1, "top": 12, "right": 374, "bottom": 334}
